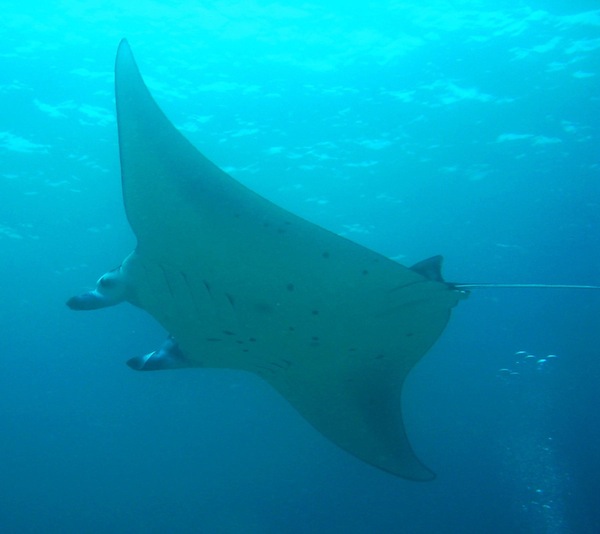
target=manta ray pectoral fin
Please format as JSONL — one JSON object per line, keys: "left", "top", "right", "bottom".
{"left": 126, "top": 336, "right": 193, "bottom": 371}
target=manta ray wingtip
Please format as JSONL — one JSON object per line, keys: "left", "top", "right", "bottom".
{"left": 116, "top": 39, "right": 134, "bottom": 66}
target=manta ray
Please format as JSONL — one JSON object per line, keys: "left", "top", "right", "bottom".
{"left": 67, "top": 40, "right": 598, "bottom": 481}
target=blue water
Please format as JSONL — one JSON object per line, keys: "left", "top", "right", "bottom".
{"left": 1, "top": 1, "right": 599, "bottom": 533}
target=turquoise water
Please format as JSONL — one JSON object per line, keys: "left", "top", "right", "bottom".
{"left": 1, "top": 1, "right": 599, "bottom": 532}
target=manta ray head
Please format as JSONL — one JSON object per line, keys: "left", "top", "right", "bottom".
{"left": 66, "top": 252, "right": 138, "bottom": 310}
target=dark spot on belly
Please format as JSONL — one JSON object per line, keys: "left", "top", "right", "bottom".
{"left": 311, "top": 309, "right": 319, "bottom": 315}
{"left": 222, "top": 330, "right": 235, "bottom": 336}
{"left": 322, "top": 251, "right": 330, "bottom": 259}
{"left": 249, "top": 337, "right": 257, "bottom": 342}
{"left": 206, "top": 338, "right": 221, "bottom": 342}
{"left": 362, "top": 269, "right": 369, "bottom": 275}
{"left": 286, "top": 283, "right": 294, "bottom": 292}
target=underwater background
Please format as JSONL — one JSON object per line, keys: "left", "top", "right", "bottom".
{"left": 1, "top": 1, "right": 599, "bottom": 532}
